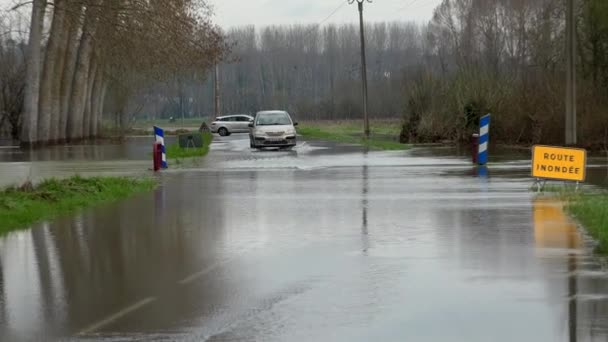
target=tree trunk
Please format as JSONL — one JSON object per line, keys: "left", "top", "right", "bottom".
{"left": 95, "top": 80, "right": 109, "bottom": 138}
{"left": 83, "top": 57, "right": 97, "bottom": 139}
{"left": 38, "top": 0, "right": 65, "bottom": 143}
{"left": 90, "top": 67, "right": 104, "bottom": 137}
{"left": 50, "top": 0, "right": 72, "bottom": 142}
{"left": 21, "top": 0, "right": 47, "bottom": 145}
{"left": 59, "top": 6, "right": 83, "bottom": 142}
{"left": 67, "top": 9, "right": 98, "bottom": 142}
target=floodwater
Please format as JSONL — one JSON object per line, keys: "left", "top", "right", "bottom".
{"left": 0, "top": 135, "right": 607, "bottom": 341}
{"left": 0, "top": 137, "right": 175, "bottom": 187}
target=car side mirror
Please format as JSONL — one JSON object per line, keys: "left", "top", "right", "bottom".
{"left": 248, "top": 122, "right": 254, "bottom": 128}
{"left": 293, "top": 122, "right": 299, "bottom": 126}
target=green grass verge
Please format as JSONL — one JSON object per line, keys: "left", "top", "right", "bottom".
{"left": 165, "top": 131, "right": 213, "bottom": 160}
{"left": 532, "top": 184, "right": 608, "bottom": 253}
{"left": 298, "top": 123, "right": 409, "bottom": 151}
{"left": 567, "top": 193, "right": 608, "bottom": 253}
{"left": 0, "top": 176, "right": 157, "bottom": 234}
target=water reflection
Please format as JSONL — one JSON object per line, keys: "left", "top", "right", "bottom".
{"left": 1, "top": 142, "right": 608, "bottom": 341}
{"left": 361, "top": 151, "right": 369, "bottom": 255}
{"left": 0, "top": 173, "right": 228, "bottom": 340}
{"left": 0, "top": 137, "right": 172, "bottom": 163}
{"left": 533, "top": 198, "right": 608, "bottom": 342}
{"left": 0, "top": 138, "right": 166, "bottom": 188}
{"left": 533, "top": 199, "right": 580, "bottom": 342}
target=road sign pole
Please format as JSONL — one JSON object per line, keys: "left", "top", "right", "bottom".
{"left": 478, "top": 114, "right": 491, "bottom": 165}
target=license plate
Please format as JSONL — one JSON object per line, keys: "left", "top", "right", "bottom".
{"left": 267, "top": 138, "right": 282, "bottom": 142}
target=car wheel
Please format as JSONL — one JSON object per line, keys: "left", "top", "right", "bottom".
{"left": 218, "top": 127, "right": 228, "bottom": 136}
{"left": 250, "top": 140, "right": 254, "bottom": 148}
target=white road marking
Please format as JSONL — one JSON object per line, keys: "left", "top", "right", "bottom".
{"left": 178, "top": 259, "right": 232, "bottom": 285}
{"left": 78, "top": 297, "right": 156, "bottom": 335}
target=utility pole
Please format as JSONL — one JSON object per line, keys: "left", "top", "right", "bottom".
{"left": 565, "top": 0, "right": 576, "bottom": 145}
{"left": 350, "top": 0, "right": 371, "bottom": 138}
{"left": 214, "top": 64, "right": 221, "bottom": 118}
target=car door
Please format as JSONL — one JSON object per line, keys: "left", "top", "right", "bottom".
{"left": 236, "top": 116, "right": 252, "bottom": 132}
{"left": 223, "top": 116, "right": 237, "bottom": 132}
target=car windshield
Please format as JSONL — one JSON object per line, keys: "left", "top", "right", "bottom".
{"left": 256, "top": 113, "right": 291, "bottom": 126}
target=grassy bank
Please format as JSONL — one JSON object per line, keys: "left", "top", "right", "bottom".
{"left": 568, "top": 193, "right": 608, "bottom": 253}
{"left": 0, "top": 176, "right": 156, "bottom": 234}
{"left": 165, "top": 131, "right": 213, "bottom": 160}
{"left": 298, "top": 121, "right": 409, "bottom": 150}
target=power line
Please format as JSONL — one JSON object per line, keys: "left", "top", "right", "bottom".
{"left": 294, "top": 0, "right": 348, "bottom": 42}
{"left": 318, "top": 1, "right": 349, "bottom": 27}
{"left": 257, "top": 0, "right": 348, "bottom": 55}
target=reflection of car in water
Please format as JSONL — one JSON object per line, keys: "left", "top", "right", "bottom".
{"left": 210, "top": 114, "right": 254, "bottom": 136}
{"left": 249, "top": 111, "right": 297, "bottom": 149}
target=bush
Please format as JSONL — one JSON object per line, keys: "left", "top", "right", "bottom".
{"left": 401, "top": 68, "right": 608, "bottom": 148}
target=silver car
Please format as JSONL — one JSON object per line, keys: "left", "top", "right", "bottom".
{"left": 211, "top": 114, "right": 254, "bottom": 136}
{"left": 249, "top": 111, "right": 297, "bottom": 149}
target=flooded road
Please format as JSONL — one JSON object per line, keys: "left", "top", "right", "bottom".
{"left": 0, "top": 137, "right": 173, "bottom": 187}
{"left": 1, "top": 135, "right": 608, "bottom": 341}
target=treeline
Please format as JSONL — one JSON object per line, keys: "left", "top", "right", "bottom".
{"left": 0, "top": 0, "right": 224, "bottom": 145}
{"left": 5, "top": 0, "right": 608, "bottom": 148}
{"left": 180, "top": 22, "right": 424, "bottom": 120}
{"left": 189, "top": 0, "right": 607, "bottom": 147}
{"left": 401, "top": 0, "right": 608, "bottom": 147}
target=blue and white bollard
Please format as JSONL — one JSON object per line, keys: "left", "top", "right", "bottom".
{"left": 478, "top": 114, "right": 491, "bottom": 165}
{"left": 154, "top": 126, "right": 168, "bottom": 169}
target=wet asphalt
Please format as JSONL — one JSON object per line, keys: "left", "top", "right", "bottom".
{"left": 1, "top": 135, "right": 608, "bottom": 341}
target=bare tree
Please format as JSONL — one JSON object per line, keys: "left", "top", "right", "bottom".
{"left": 20, "top": 0, "right": 46, "bottom": 145}
{"left": 38, "top": 0, "right": 65, "bottom": 142}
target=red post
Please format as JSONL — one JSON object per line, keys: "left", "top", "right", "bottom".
{"left": 471, "top": 134, "right": 479, "bottom": 164}
{"left": 153, "top": 142, "right": 162, "bottom": 171}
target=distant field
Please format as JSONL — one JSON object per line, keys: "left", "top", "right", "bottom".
{"left": 298, "top": 119, "right": 408, "bottom": 150}
{"left": 300, "top": 120, "right": 402, "bottom": 137}
{"left": 131, "top": 117, "right": 212, "bottom": 129}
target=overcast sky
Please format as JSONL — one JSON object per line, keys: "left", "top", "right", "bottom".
{"left": 1, "top": 0, "right": 444, "bottom": 28}
{"left": 210, "top": 0, "right": 443, "bottom": 28}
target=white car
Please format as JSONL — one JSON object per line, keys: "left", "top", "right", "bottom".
{"left": 210, "top": 114, "right": 254, "bottom": 136}
{"left": 249, "top": 111, "right": 297, "bottom": 149}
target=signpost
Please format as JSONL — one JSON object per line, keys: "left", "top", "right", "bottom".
{"left": 154, "top": 126, "right": 168, "bottom": 169}
{"left": 531, "top": 145, "right": 587, "bottom": 191}
{"left": 478, "top": 114, "right": 491, "bottom": 165}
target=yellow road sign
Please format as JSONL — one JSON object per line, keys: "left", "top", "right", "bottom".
{"left": 532, "top": 145, "right": 587, "bottom": 182}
